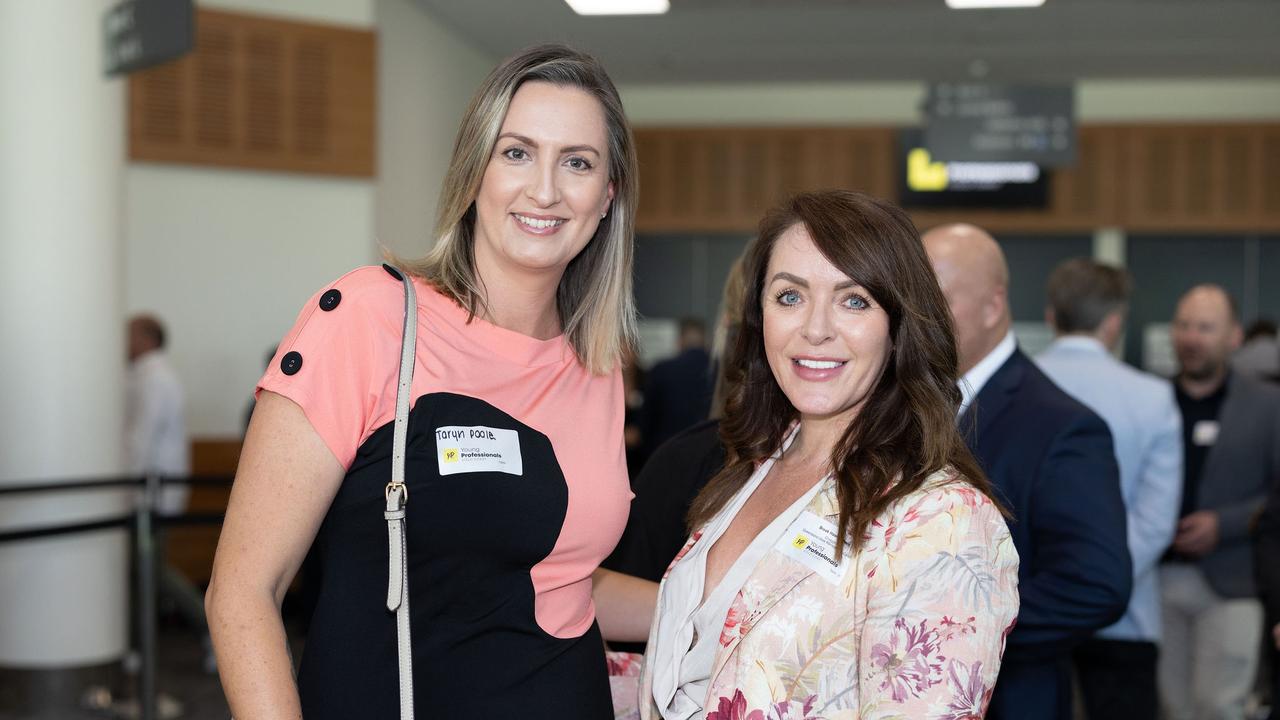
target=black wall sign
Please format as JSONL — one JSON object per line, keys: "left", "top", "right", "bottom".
{"left": 897, "top": 129, "right": 1050, "bottom": 210}
{"left": 104, "top": 0, "right": 194, "bottom": 76}
{"left": 924, "top": 83, "right": 1076, "bottom": 168}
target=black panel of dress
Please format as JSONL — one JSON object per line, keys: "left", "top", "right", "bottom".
{"left": 297, "top": 392, "right": 612, "bottom": 718}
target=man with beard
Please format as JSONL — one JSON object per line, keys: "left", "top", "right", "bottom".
{"left": 1158, "top": 284, "right": 1280, "bottom": 720}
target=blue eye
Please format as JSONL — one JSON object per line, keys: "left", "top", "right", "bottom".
{"left": 501, "top": 147, "right": 529, "bottom": 161}
{"left": 775, "top": 289, "right": 801, "bottom": 306}
{"left": 844, "top": 294, "right": 870, "bottom": 310}
{"left": 565, "top": 156, "right": 594, "bottom": 171}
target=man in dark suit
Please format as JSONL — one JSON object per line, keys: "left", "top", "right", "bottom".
{"left": 923, "top": 224, "right": 1131, "bottom": 720}
{"left": 1159, "top": 285, "right": 1280, "bottom": 720}
{"left": 640, "top": 317, "right": 714, "bottom": 458}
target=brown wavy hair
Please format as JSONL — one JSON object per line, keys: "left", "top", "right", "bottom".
{"left": 687, "top": 190, "right": 1001, "bottom": 555}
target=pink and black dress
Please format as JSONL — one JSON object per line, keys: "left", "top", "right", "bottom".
{"left": 258, "top": 265, "right": 631, "bottom": 718}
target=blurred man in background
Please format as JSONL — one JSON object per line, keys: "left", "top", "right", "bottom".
{"left": 126, "top": 315, "right": 210, "bottom": 673}
{"left": 126, "top": 314, "right": 189, "bottom": 507}
{"left": 1035, "top": 259, "right": 1182, "bottom": 720}
{"left": 640, "top": 316, "right": 713, "bottom": 458}
{"left": 1159, "top": 285, "right": 1280, "bottom": 720}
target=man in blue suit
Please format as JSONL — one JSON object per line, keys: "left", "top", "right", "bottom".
{"left": 1037, "top": 259, "right": 1182, "bottom": 720}
{"left": 923, "top": 224, "right": 1132, "bottom": 720}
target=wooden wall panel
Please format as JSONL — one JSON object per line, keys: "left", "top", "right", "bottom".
{"left": 130, "top": 9, "right": 375, "bottom": 177}
{"left": 166, "top": 439, "right": 240, "bottom": 585}
{"left": 1262, "top": 127, "right": 1280, "bottom": 223}
{"left": 635, "top": 127, "right": 895, "bottom": 232}
{"left": 1119, "top": 124, "right": 1278, "bottom": 231}
{"left": 635, "top": 124, "right": 1280, "bottom": 233}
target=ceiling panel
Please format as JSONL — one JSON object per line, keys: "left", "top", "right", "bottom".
{"left": 410, "top": 0, "right": 1280, "bottom": 83}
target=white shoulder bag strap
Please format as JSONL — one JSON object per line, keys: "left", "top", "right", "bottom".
{"left": 384, "top": 264, "right": 417, "bottom": 720}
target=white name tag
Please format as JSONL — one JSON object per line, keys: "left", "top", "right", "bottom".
{"left": 434, "top": 425, "right": 523, "bottom": 476}
{"left": 779, "top": 511, "right": 846, "bottom": 584}
{"left": 1192, "top": 420, "right": 1219, "bottom": 447}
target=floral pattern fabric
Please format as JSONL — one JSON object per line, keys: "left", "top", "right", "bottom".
{"left": 621, "top": 468, "right": 1019, "bottom": 720}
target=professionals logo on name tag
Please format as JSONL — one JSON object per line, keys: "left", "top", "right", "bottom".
{"left": 779, "top": 511, "right": 846, "bottom": 584}
{"left": 434, "top": 425, "right": 523, "bottom": 476}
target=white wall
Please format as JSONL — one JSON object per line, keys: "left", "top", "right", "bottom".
{"left": 125, "top": 0, "right": 490, "bottom": 438}
{"left": 619, "top": 77, "right": 1280, "bottom": 126}
{"left": 376, "top": 0, "right": 493, "bottom": 260}
{"left": 124, "top": 166, "right": 375, "bottom": 436}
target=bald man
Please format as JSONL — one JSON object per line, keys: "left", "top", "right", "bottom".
{"left": 1158, "top": 285, "right": 1280, "bottom": 720}
{"left": 923, "top": 224, "right": 1130, "bottom": 720}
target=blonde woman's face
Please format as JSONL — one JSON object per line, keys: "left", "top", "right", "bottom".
{"left": 473, "top": 81, "right": 614, "bottom": 283}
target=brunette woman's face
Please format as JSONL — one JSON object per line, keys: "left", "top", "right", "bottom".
{"left": 472, "top": 81, "right": 614, "bottom": 281}
{"left": 761, "top": 224, "right": 892, "bottom": 426}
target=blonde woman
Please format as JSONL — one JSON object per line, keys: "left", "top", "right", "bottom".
{"left": 207, "top": 45, "right": 638, "bottom": 719}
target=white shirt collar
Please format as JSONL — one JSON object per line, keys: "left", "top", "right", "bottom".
{"left": 958, "top": 329, "right": 1017, "bottom": 418}
{"left": 1045, "top": 335, "right": 1108, "bottom": 356}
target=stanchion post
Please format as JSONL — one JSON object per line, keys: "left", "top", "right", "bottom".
{"left": 136, "top": 475, "right": 158, "bottom": 720}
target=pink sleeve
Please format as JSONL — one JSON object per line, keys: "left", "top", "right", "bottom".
{"left": 257, "top": 269, "right": 396, "bottom": 470}
{"left": 859, "top": 484, "right": 1021, "bottom": 718}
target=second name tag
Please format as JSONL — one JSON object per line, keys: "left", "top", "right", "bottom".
{"left": 1191, "top": 420, "right": 1219, "bottom": 447}
{"left": 435, "top": 425, "right": 523, "bottom": 476}
{"left": 779, "top": 511, "right": 846, "bottom": 584}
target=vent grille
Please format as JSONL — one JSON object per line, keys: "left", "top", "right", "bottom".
{"left": 246, "top": 33, "right": 282, "bottom": 152}
{"left": 130, "top": 8, "right": 374, "bottom": 177}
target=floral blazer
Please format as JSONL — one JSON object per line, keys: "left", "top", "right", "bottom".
{"left": 621, "top": 468, "right": 1020, "bottom": 720}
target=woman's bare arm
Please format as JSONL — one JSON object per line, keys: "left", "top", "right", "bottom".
{"left": 205, "top": 391, "right": 345, "bottom": 719}
{"left": 592, "top": 568, "right": 659, "bottom": 642}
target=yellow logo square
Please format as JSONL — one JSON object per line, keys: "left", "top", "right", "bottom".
{"left": 791, "top": 533, "right": 809, "bottom": 550}
{"left": 442, "top": 448, "right": 459, "bottom": 463}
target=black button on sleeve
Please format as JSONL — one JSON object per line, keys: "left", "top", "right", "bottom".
{"left": 280, "top": 351, "right": 303, "bottom": 376}
{"left": 319, "top": 289, "right": 342, "bottom": 311}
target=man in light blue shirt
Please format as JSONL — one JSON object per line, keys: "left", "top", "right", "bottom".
{"left": 1035, "top": 259, "right": 1183, "bottom": 720}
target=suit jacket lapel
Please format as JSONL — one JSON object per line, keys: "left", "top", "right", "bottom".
{"left": 964, "top": 349, "right": 1027, "bottom": 445}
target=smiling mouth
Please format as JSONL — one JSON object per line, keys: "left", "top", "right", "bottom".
{"left": 513, "top": 213, "right": 566, "bottom": 230}
{"left": 794, "top": 358, "right": 846, "bottom": 370}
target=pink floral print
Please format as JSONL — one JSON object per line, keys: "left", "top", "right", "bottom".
{"left": 931, "top": 659, "right": 993, "bottom": 720}
{"left": 706, "top": 690, "right": 765, "bottom": 720}
{"left": 635, "top": 471, "right": 1020, "bottom": 720}
{"left": 870, "top": 618, "right": 946, "bottom": 701}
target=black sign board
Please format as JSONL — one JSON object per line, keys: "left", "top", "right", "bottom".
{"left": 897, "top": 129, "right": 1050, "bottom": 210}
{"left": 104, "top": 0, "right": 194, "bottom": 76}
{"left": 924, "top": 83, "right": 1075, "bottom": 168}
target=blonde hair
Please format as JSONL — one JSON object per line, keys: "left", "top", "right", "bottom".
{"left": 399, "top": 44, "right": 638, "bottom": 375}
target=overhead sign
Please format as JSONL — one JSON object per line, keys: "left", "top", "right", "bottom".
{"left": 898, "top": 129, "right": 1049, "bottom": 209}
{"left": 924, "top": 83, "right": 1075, "bottom": 167}
{"left": 103, "top": 0, "right": 194, "bottom": 76}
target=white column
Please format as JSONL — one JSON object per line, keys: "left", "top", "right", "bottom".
{"left": 0, "top": 1, "right": 129, "bottom": 666}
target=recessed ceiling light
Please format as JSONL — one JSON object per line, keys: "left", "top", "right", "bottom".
{"left": 946, "top": 0, "right": 1045, "bottom": 8}
{"left": 564, "top": 0, "right": 670, "bottom": 15}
